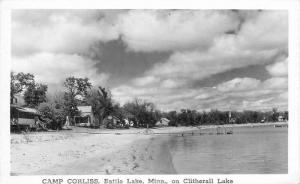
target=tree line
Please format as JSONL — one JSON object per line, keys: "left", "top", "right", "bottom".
{"left": 11, "top": 72, "right": 288, "bottom": 129}
{"left": 164, "top": 108, "right": 288, "bottom": 127}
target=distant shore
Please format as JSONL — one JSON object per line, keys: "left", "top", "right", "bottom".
{"left": 198, "top": 121, "right": 288, "bottom": 129}
{"left": 11, "top": 121, "right": 288, "bottom": 175}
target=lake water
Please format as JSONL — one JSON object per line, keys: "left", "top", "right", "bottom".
{"left": 168, "top": 126, "right": 288, "bottom": 174}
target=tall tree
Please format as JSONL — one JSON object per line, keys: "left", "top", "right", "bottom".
{"left": 24, "top": 83, "right": 48, "bottom": 107}
{"left": 38, "top": 99, "right": 66, "bottom": 130}
{"left": 283, "top": 111, "right": 288, "bottom": 121}
{"left": 123, "top": 98, "right": 158, "bottom": 128}
{"left": 271, "top": 108, "right": 279, "bottom": 122}
{"left": 10, "top": 72, "right": 35, "bottom": 104}
{"left": 87, "top": 86, "right": 114, "bottom": 127}
{"left": 63, "top": 77, "right": 92, "bottom": 120}
{"left": 166, "top": 111, "right": 178, "bottom": 126}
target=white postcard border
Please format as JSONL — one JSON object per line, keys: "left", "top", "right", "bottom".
{"left": 0, "top": 0, "right": 299, "bottom": 184}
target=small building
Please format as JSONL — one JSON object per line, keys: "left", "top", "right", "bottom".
{"left": 11, "top": 94, "right": 25, "bottom": 106}
{"left": 156, "top": 118, "right": 170, "bottom": 127}
{"left": 75, "top": 106, "right": 95, "bottom": 127}
{"left": 10, "top": 105, "right": 43, "bottom": 131}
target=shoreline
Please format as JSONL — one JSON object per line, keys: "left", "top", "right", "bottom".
{"left": 31, "top": 135, "right": 176, "bottom": 175}
{"left": 11, "top": 128, "right": 179, "bottom": 175}
{"left": 11, "top": 121, "right": 288, "bottom": 175}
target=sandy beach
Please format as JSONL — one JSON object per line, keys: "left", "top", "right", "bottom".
{"left": 10, "top": 122, "right": 287, "bottom": 175}
{"left": 11, "top": 126, "right": 197, "bottom": 175}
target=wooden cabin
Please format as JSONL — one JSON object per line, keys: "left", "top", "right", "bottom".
{"left": 74, "top": 106, "right": 95, "bottom": 127}
{"left": 10, "top": 105, "right": 42, "bottom": 132}
{"left": 156, "top": 118, "right": 170, "bottom": 127}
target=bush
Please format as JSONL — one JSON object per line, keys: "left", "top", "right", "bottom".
{"left": 38, "top": 102, "right": 65, "bottom": 130}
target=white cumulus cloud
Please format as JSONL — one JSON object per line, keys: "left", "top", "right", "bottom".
{"left": 11, "top": 10, "right": 288, "bottom": 111}
{"left": 266, "top": 57, "right": 288, "bottom": 77}
{"left": 12, "top": 52, "right": 109, "bottom": 88}
{"left": 118, "top": 10, "right": 239, "bottom": 52}
{"left": 12, "top": 10, "right": 120, "bottom": 56}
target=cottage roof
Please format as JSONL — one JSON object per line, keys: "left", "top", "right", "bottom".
{"left": 10, "top": 105, "right": 41, "bottom": 116}
{"left": 77, "top": 106, "right": 92, "bottom": 113}
{"left": 156, "top": 117, "right": 170, "bottom": 126}
{"left": 19, "top": 107, "right": 40, "bottom": 114}
{"left": 161, "top": 118, "right": 170, "bottom": 122}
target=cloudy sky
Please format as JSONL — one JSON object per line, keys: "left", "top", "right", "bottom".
{"left": 11, "top": 10, "right": 288, "bottom": 112}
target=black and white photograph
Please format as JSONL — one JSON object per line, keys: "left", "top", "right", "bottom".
{"left": 0, "top": 1, "right": 300, "bottom": 183}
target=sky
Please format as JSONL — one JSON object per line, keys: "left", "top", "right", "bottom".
{"left": 11, "top": 10, "right": 288, "bottom": 112}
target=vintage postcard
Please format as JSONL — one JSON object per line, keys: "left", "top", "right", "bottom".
{"left": 0, "top": 0, "right": 299, "bottom": 184}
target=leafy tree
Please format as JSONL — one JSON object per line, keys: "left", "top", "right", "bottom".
{"left": 178, "top": 109, "right": 187, "bottom": 126}
{"left": 149, "top": 108, "right": 288, "bottom": 126}
{"left": 48, "top": 92, "right": 65, "bottom": 110}
{"left": 64, "top": 77, "right": 91, "bottom": 96}
{"left": 63, "top": 77, "right": 92, "bottom": 120}
{"left": 271, "top": 108, "right": 279, "bottom": 122}
{"left": 112, "top": 103, "right": 126, "bottom": 120}
{"left": 199, "top": 111, "right": 208, "bottom": 125}
{"left": 283, "top": 111, "right": 288, "bottom": 121}
{"left": 187, "top": 109, "right": 198, "bottom": 126}
{"left": 123, "top": 98, "right": 158, "bottom": 128}
{"left": 63, "top": 93, "right": 79, "bottom": 121}
{"left": 86, "top": 86, "right": 113, "bottom": 127}
{"left": 154, "top": 110, "right": 163, "bottom": 124}
{"left": 123, "top": 100, "right": 139, "bottom": 127}
{"left": 38, "top": 100, "right": 65, "bottom": 130}
{"left": 166, "top": 111, "right": 178, "bottom": 126}
{"left": 24, "top": 83, "right": 48, "bottom": 107}
{"left": 10, "top": 72, "right": 35, "bottom": 104}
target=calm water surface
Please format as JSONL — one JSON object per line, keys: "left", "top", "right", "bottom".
{"left": 168, "top": 126, "right": 287, "bottom": 174}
